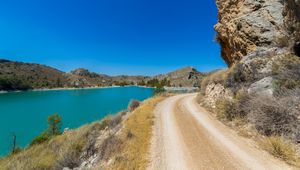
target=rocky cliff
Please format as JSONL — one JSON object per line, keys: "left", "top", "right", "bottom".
{"left": 215, "top": 0, "right": 300, "bottom": 66}
{"left": 200, "top": 0, "right": 300, "bottom": 145}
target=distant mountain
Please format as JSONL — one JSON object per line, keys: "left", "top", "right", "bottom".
{"left": 0, "top": 60, "right": 205, "bottom": 91}
{"left": 155, "top": 66, "right": 205, "bottom": 87}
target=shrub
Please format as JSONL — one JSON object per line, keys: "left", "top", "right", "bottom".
{"left": 215, "top": 90, "right": 249, "bottom": 121}
{"left": 11, "top": 147, "right": 23, "bottom": 155}
{"left": 30, "top": 131, "right": 50, "bottom": 146}
{"left": 137, "top": 80, "right": 146, "bottom": 86}
{"left": 259, "top": 136, "right": 299, "bottom": 164}
{"left": 215, "top": 99, "right": 237, "bottom": 121}
{"left": 30, "top": 114, "right": 63, "bottom": 146}
{"left": 146, "top": 78, "right": 160, "bottom": 87}
{"left": 154, "top": 87, "right": 166, "bottom": 95}
{"left": 146, "top": 78, "right": 170, "bottom": 88}
{"left": 275, "top": 36, "right": 290, "bottom": 48}
{"left": 244, "top": 91, "right": 300, "bottom": 141}
{"left": 128, "top": 100, "right": 140, "bottom": 112}
{"left": 272, "top": 54, "right": 300, "bottom": 90}
{"left": 99, "top": 134, "right": 122, "bottom": 160}
{"left": 108, "top": 111, "right": 126, "bottom": 128}
{"left": 97, "top": 117, "right": 110, "bottom": 130}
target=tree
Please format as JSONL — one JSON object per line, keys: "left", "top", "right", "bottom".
{"left": 56, "top": 78, "right": 62, "bottom": 87}
{"left": 11, "top": 133, "right": 16, "bottom": 153}
{"left": 30, "top": 114, "right": 63, "bottom": 146}
{"left": 138, "top": 80, "right": 146, "bottom": 86}
{"left": 47, "top": 114, "right": 62, "bottom": 136}
{"left": 30, "top": 131, "right": 50, "bottom": 146}
{"left": 10, "top": 133, "right": 22, "bottom": 154}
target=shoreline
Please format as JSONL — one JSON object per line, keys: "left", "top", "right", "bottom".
{"left": 0, "top": 85, "right": 154, "bottom": 94}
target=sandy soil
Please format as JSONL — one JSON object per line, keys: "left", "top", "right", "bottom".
{"left": 148, "top": 93, "right": 292, "bottom": 170}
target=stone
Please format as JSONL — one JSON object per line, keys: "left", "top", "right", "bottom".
{"left": 203, "top": 83, "right": 233, "bottom": 109}
{"left": 215, "top": 0, "right": 300, "bottom": 66}
{"left": 248, "top": 76, "right": 274, "bottom": 97}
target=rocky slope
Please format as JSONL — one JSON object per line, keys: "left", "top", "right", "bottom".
{"left": 68, "top": 68, "right": 113, "bottom": 87}
{"left": 215, "top": 0, "right": 300, "bottom": 65}
{"left": 155, "top": 66, "right": 205, "bottom": 87}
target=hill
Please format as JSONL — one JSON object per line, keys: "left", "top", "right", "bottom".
{"left": 0, "top": 60, "right": 204, "bottom": 91}
{"left": 155, "top": 66, "right": 205, "bottom": 87}
{"left": 0, "top": 60, "right": 67, "bottom": 90}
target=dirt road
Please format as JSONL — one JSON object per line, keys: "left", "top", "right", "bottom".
{"left": 148, "top": 93, "right": 292, "bottom": 170}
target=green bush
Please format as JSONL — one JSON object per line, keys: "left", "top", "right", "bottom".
{"left": 30, "top": 131, "right": 50, "bottom": 146}
{"left": 154, "top": 87, "right": 166, "bottom": 95}
{"left": 146, "top": 78, "right": 170, "bottom": 88}
{"left": 30, "top": 114, "right": 62, "bottom": 146}
{"left": 115, "top": 81, "right": 130, "bottom": 86}
{"left": 11, "top": 147, "right": 23, "bottom": 155}
{"left": 137, "top": 80, "right": 146, "bottom": 86}
{"left": 0, "top": 77, "right": 32, "bottom": 91}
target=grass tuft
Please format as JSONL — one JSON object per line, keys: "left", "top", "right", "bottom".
{"left": 259, "top": 136, "right": 300, "bottom": 165}
{"left": 108, "top": 95, "right": 166, "bottom": 169}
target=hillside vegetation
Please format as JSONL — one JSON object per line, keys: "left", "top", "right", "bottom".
{"left": 0, "top": 95, "right": 167, "bottom": 169}
{"left": 0, "top": 60, "right": 66, "bottom": 90}
{"left": 199, "top": 54, "right": 300, "bottom": 165}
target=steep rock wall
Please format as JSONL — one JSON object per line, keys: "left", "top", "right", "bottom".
{"left": 215, "top": 0, "right": 300, "bottom": 65}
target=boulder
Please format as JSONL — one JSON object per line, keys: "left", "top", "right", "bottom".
{"left": 248, "top": 76, "right": 274, "bottom": 97}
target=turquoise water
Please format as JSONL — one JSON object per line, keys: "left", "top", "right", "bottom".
{"left": 0, "top": 86, "right": 154, "bottom": 156}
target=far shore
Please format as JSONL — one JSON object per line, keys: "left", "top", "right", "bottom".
{"left": 0, "top": 85, "right": 154, "bottom": 93}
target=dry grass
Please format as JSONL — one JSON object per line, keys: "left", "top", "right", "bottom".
{"left": 259, "top": 136, "right": 300, "bottom": 166}
{"left": 272, "top": 54, "right": 300, "bottom": 90}
{"left": 0, "top": 120, "right": 106, "bottom": 170}
{"left": 244, "top": 91, "right": 300, "bottom": 140}
{"left": 108, "top": 95, "right": 166, "bottom": 170}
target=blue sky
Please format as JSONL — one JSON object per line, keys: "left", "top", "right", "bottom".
{"left": 0, "top": 0, "right": 226, "bottom": 76}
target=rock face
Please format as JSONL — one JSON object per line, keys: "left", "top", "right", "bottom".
{"left": 248, "top": 76, "right": 274, "bottom": 96}
{"left": 203, "top": 83, "right": 233, "bottom": 109}
{"left": 215, "top": 0, "right": 300, "bottom": 65}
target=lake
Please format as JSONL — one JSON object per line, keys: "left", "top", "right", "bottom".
{"left": 0, "top": 86, "right": 154, "bottom": 156}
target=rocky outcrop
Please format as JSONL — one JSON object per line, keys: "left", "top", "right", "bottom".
{"left": 215, "top": 0, "right": 300, "bottom": 66}
{"left": 247, "top": 76, "right": 274, "bottom": 96}
{"left": 202, "top": 83, "right": 233, "bottom": 109}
